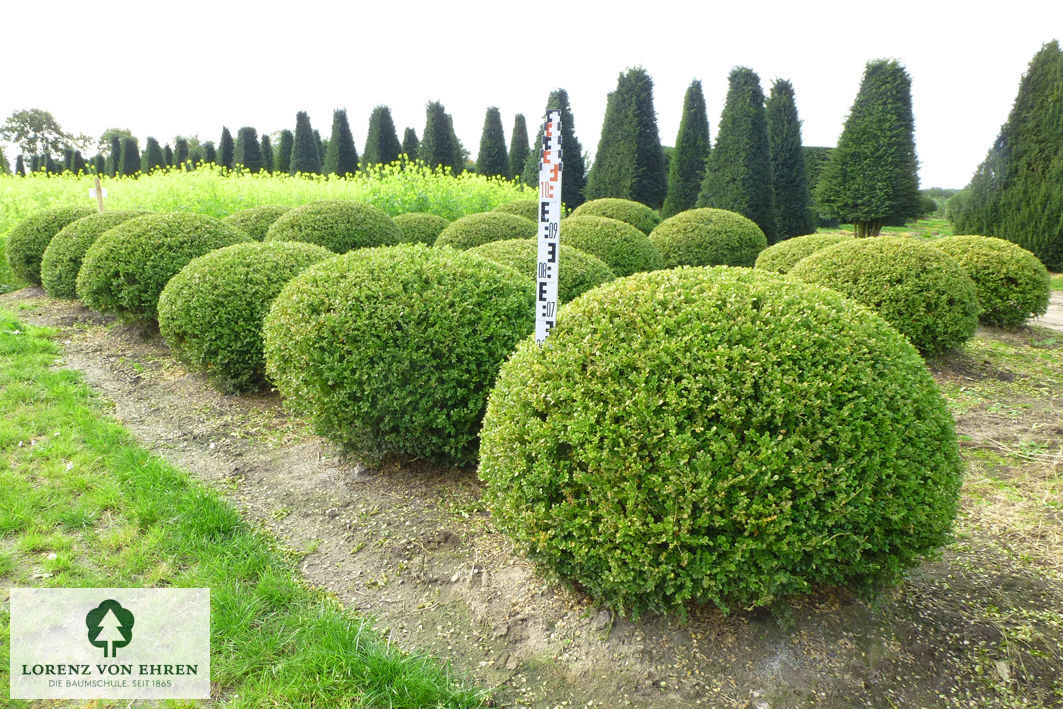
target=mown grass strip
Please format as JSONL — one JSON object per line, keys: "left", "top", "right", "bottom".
{"left": 0, "top": 310, "right": 486, "bottom": 708}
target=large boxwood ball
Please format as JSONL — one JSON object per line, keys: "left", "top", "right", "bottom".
{"left": 789, "top": 237, "right": 980, "bottom": 356}
{"left": 41, "top": 211, "right": 150, "bottom": 298}
{"left": 433, "top": 212, "right": 537, "bottom": 250}
{"left": 158, "top": 241, "right": 333, "bottom": 393}
{"left": 558, "top": 216, "right": 662, "bottom": 276}
{"left": 754, "top": 233, "right": 852, "bottom": 274}
{"left": 77, "top": 213, "right": 251, "bottom": 321}
{"left": 932, "top": 235, "right": 1051, "bottom": 327}
{"left": 263, "top": 244, "right": 535, "bottom": 465}
{"left": 467, "top": 238, "right": 616, "bottom": 302}
{"left": 480, "top": 266, "right": 963, "bottom": 616}
{"left": 569, "top": 198, "right": 661, "bottom": 235}
{"left": 5, "top": 206, "right": 95, "bottom": 285}
{"left": 392, "top": 212, "right": 451, "bottom": 245}
{"left": 221, "top": 205, "right": 291, "bottom": 240}
{"left": 649, "top": 208, "right": 768, "bottom": 268}
{"left": 263, "top": 200, "right": 401, "bottom": 252}
{"left": 492, "top": 199, "right": 567, "bottom": 223}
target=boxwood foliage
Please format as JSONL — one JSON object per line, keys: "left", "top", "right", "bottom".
{"left": 479, "top": 266, "right": 963, "bottom": 617}
{"left": 789, "top": 237, "right": 980, "bottom": 356}
{"left": 263, "top": 244, "right": 535, "bottom": 465}
{"left": 932, "top": 235, "right": 1051, "bottom": 327}
{"left": 41, "top": 211, "right": 150, "bottom": 298}
{"left": 77, "top": 213, "right": 250, "bottom": 321}
{"left": 264, "top": 200, "right": 401, "bottom": 253}
{"left": 467, "top": 238, "right": 616, "bottom": 302}
{"left": 492, "top": 199, "right": 568, "bottom": 223}
{"left": 434, "top": 212, "right": 537, "bottom": 250}
{"left": 558, "top": 215, "right": 663, "bottom": 276}
{"left": 221, "top": 205, "right": 292, "bottom": 241}
{"left": 754, "top": 233, "right": 852, "bottom": 274}
{"left": 569, "top": 198, "right": 661, "bottom": 235}
{"left": 5, "top": 206, "right": 95, "bottom": 285}
{"left": 158, "top": 241, "right": 333, "bottom": 393}
{"left": 649, "top": 208, "right": 768, "bottom": 268}
{"left": 392, "top": 212, "right": 451, "bottom": 245}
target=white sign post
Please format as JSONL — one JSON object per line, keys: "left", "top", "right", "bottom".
{"left": 535, "top": 109, "right": 563, "bottom": 344}
{"left": 89, "top": 176, "right": 107, "bottom": 213}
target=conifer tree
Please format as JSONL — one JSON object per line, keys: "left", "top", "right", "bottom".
{"left": 164, "top": 144, "right": 173, "bottom": 166}
{"left": 816, "top": 59, "right": 920, "bottom": 237}
{"left": 766, "top": 79, "right": 816, "bottom": 238}
{"left": 0, "top": 146, "right": 7, "bottom": 173}
{"left": 73, "top": 150, "right": 86, "bottom": 174}
{"left": 420, "top": 101, "right": 462, "bottom": 173}
{"left": 141, "top": 137, "right": 166, "bottom": 173}
{"left": 260, "top": 134, "right": 273, "bottom": 173}
{"left": 63, "top": 147, "right": 75, "bottom": 172}
{"left": 362, "top": 105, "right": 402, "bottom": 166}
{"left": 275, "top": 130, "right": 293, "bottom": 173}
{"left": 44, "top": 154, "right": 58, "bottom": 174}
{"left": 314, "top": 130, "right": 325, "bottom": 166}
{"left": 30, "top": 155, "right": 41, "bottom": 173}
{"left": 522, "top": 89, "right": 588, "bottom": 208}
{"left": 118, "top": 137, "right": 140, "bottom": 176}
{"left": 324, "top": 109, "right": 359, "bottom": 175}
{"left": 235, "top": 126, "right": 264, "bottom": 172}
{"left": 202, "top": 141, "right": 216, "bottom": 164}
{"left": 509, "top": 114, "right": 529, "bottom": 183}
{"left": 476, "top": 107, "right": 509, "bottom": 178}
{"left": 15, "top": 154, "right": 25, "bottom": 176}
{"left": 108, "top": 136, "right": 121, "bottom": 176}
{"left": 174, "top": 138, "right": 189, "bottom": 168}
{"left": 92, "top": 154, "right": 104, "bottom": 174}
{"left": 290, "top": 112, "right": 321, "bottom": 174}
{"left": 698, "top": 67, "right": 778, "bottom": 242}
{"left": 217, "top": 127, "right": 235, "bottom": 170}
{"left": 402, "top": 127, "right": 419, "bottom": 161}
{"left": 663, "top": 80, "right": 711, "bottom": 217}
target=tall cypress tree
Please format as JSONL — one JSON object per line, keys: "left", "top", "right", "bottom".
{"left": 202, "top": 141, "right": 217, "bottom": 164}
{"left": 586, "top": 68, "right": 666, "bottom": 208}
{"left": 234, "top": 126, "right": 264, "bottom": 172}
{"left": 324, "top": 109, "right": 359, "bottom": 176}
{"left": 72, "top": 150, "right": 86, "bottom": 174}
{"left": 260, "top": 134, "right": 273, "bottom": 173}
{"left": 218, "top": 127, "right": 235, "bottom": 170}
{"left": 174, "top": 138, "right": 190, "bottom": 168}
{"left": 275, "top": 129, "right": 293, "bottom": 173}
{"left": 314, "top": 130, "right": 325, "bottom": 167}
{"left": 402, "top": 128, "right": 419, "bottom": 161}
{"left": 663, "top": 79, "right": 711, "bottom": 217}
{"left": 92, "top": 154, "right": 104, "bottom": 174}
{"left": 108, "top": 136, "right": 121, "bottom": 177}
{"left": 766, "top": 79, "right": 816, "bottom": 238}
{"left": 63, "top": 147, "right": 75, "bottom": 172}
{"left": 698, "top": 67, "right": 778, "bottom": 242}
{"left": 816, "top": 59, "right": 920, "bottom": 238}
{"left": 164, "top": 144, "right": 174, "bottom": 166}
{"left": 45, "top": 154, "right": 58, "bottom": 174}
{"left": 420, "top": 101, "right": 461, "bottom": 173}
{"left": 509, "top": 114, "right": 529, "bottom": 183}
{"left": 522, "top": 89, "right": 588, "bottom": 208}
{"left": 0, "top": 146, "right": 8, "bottom": 174}
{"left": 476, "top": 107, "right": 509, "bottom": 178}
{"left": 141, "top": 137, "right": 166, "bottom": 173}
{"left": 30, "top": 155, "right": 41, "bottom": 174}
{"left": 119, "top": 137, "right": 140, "bottom": 176}
{"left": 290, "top": 111, "right": 321, "bottom": 174}
{"left": 15, "top": 154, "right": 25, "bottom": 176}
{"left": 363, "top": 106, "right": 402, "bottom": 166}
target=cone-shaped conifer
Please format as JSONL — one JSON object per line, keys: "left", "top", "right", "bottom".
{"left": 324, "top": 109, "right": 359, "bottom": 175}
{"left": 509, "top": 114, "right": 529, "bottom": 183}
{"left": 476, "top": 107, "right": 509, "bottom": 178}
{"left": 363, "top": 106, "right": 402, "bottom": 166}
{"left": 15, "top": 154, "right": 25, "bottom": 176}
{"left": 217, "top": 127, "right": 235, "bottom": 170}
{"left": 522, "top": 89, "right": 587, "bottom": 208}
{"left": 119, "top": 137, "right": 140, "bottom": 176}
{"left": 663, "top": 80, "right": 711, "bottom": 217}
{"left": 275, "top": 130, "right": 293, "bottom": 173}
{"left": 290, "top": 112, "right": 321, "bottom": 174}
{"left": 767, "top": 80, "right": 816, "bottom": 238}
{"left": 174, "top": 138, "right": 189, "bottom": 168}
{"left": 235, "top": 126, "right": 264, "bottom": 172}
{"left": 108, "top": 136, "right": 121, "bottom": 176}
{"left": 202, "top": 141, "right": 216, "bottom": 164}
{"left": 420, "top": 101, "right": 462, "bottom": 173}
{"left": 260, "top": 134, "right": 273, "bottom": 173}
{"left": 402, "top": 128, "right": 419, "bottom": 161}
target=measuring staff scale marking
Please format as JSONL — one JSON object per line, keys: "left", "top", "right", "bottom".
{"left": 535, "top": 109, "right": 563, "bottom": 344}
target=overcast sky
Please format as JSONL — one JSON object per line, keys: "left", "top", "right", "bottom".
{"left": 3, "top": 0, "right": 1060, "bottom": 189}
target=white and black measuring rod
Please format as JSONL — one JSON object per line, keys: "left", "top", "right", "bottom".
{"left": 535, "top": 109, "right": 563, "bottom": 345}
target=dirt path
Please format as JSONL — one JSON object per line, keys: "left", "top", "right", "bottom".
{"left": 5, "top": 289, "right": 1063, "bottom": 708}
{"left": 1033, "top": 290, "right": 1063, "bottom": 331}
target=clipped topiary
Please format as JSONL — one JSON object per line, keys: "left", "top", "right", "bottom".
{"left": 263, "top": 244, "right": 535, "bottom": 465}
{"left": 789, "top": 237, "right": 979, "bottom": 356}
{"left": 392, "top": 212, "right": 451, "bottom": 245}
{"left": 77, "top": 213, "right": 250, "bottom": 321}
{"left": 467, "top": 238, "right": 616, "bottom": 302}
{"left": 5, "top": 206, "right": 95, "bottom": 285}
{"left": 493, "top": 200, "right": 543, "bottom": 223}
{"left": 480, "top": 266, "right": 963, "bottom": 617}
{"left": 649, "top": 208, "right": 768, "bottom": 268}
{"left": 158, "top": 241, "right": 333, "bottom": 392}
{"left": 264, "top": 200, "right": 401, "bottom": 253}
{"left": 569, "top": 198, "right": 661, "bottom": 235}
{"left": 754, "top": 233, "right": 852, "bottom": 273}
{"left": 434, "top": 212, "right": 536, "bottom": 250}
{"left": 41, "top": 211, "right": 150, "bottom": 298}
{"left": 932, "top": 235, "right": 1051, "bottom": 327}
{"left": 222, "top": 205, "right": 292, "bottom": 241}
{"left": 557, "top": 215, "right": 662, "bottom": 276}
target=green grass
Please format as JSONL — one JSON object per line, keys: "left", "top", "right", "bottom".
{"left": 827, "top": 217, "right": 954, "bottom": 238}
{"left": 1051, "top": 273, "right": 1063, "bottom": 291}
{"left": 0, "top": 310, "right": 486, "bottom": 708}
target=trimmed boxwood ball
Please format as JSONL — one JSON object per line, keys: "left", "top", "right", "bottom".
{"left": 263, "top": 244, "right": 535, "bottom": 465}
{"left": 393, "top": 212, "right": 451, "bottom": 245}
{"left": 492, "top": 199, "right": 567, "bottom": 222}
{"left": 77, "top": 213, "right": 251, "bottom": 321}
{"left": 558, "top": 216, "right": 663, "bottom": 276}
{"left": 932, "top": 235, "right": 1050, "bottom": 327}
{"left": 649, "top": 208, "right": 768, "bottom": 268}
{"left": 221, "top": 205, "right": 291, "bottom": 240}
{"left": 569, "top": 198, "right": 661, "bottom": 235}
{"left": 41, "top": 211, "right": 150, "bottom": 298}
{"left": 754, "top": 233, "right": 852, "bottom": 273}
{"left": 467, "top": 238, "right": 616, "bottom": 302}
{"left": 480, "top": 266, "right": 963, "bottom": 617}
{"left": 789, "top": 237, "right": 980, "bottom": 356}
{"left": 5, "top": 206, "right": 95, "bottom": 285}
{"left": 264, "top": 200, "right": 401, "bottom": 252}
{"left": 434, "top": 212, "right": 537, "bottom": 250}
{"left": 158, "top": 241, "right": 333, "bottom": 393}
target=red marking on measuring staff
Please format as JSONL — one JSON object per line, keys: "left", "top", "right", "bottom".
{"left": 535, "top": 109, "right": 563, "bottom": 345}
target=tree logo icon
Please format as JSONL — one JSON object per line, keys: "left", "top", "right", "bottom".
{"left": 85, "top": 599, "right": 134, "bottom": 658}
